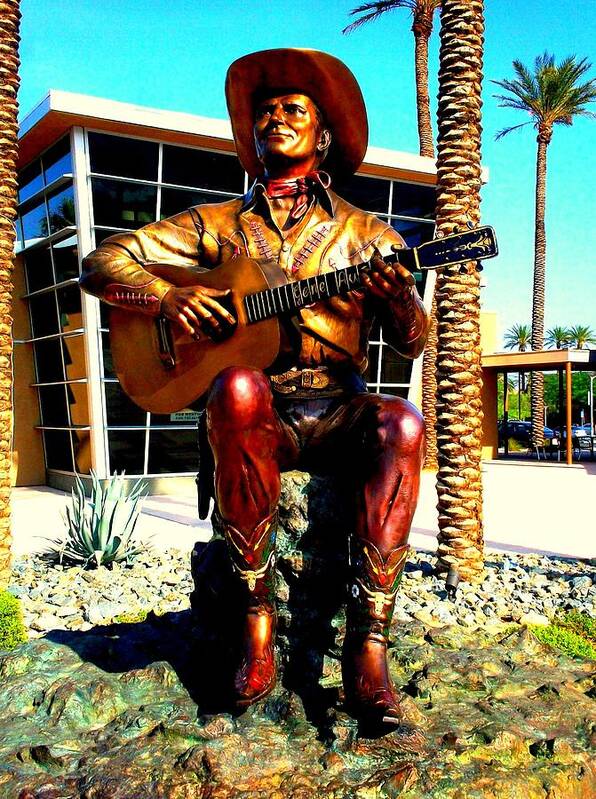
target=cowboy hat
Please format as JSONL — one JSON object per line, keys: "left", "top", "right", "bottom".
{"left": 225, "top": 48, "right": 368, "bottom": 178}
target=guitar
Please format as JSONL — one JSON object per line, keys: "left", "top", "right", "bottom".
{"left": 109, "top": 225, "right": 498, "bottom": 413}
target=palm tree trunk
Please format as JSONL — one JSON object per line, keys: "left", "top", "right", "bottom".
{"left": 434, "top": 0, "right": 485, "bottom": 582}
{"left": 0, "top": 0, "right": 21, "bottom": 589}
{"left": 412, "top": 19, "right": 435, "bottom": 159}
{"left": 530, "top": 132, "right": 549, "bottom": 448}
{"left": 412, "top": 12, "right": 438, "bottom": 469}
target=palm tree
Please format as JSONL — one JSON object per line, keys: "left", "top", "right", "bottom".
{"left": 434, "top": 0, "right": 485, "bottom": 583}
{"left": 545, "top": 326, "right": 571, "bottom": 349}
{"left": 344, "top": 0, "right": 442, "bottom": 469}
{"left": 567, "top": 324, "right": 596, "bottom": 349}
{"left": 0, "top": 0, "right": 21, "bottom": 590}
{"left": 504, "top": 323, "right": 531, "bottom": 352}
{"left": 493, "top": 54, "right": 596, "bottom": 448}
{"left": 504, "top": 323, "right": 531, "bottom": 418}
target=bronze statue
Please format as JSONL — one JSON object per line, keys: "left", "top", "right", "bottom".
{"left": 81, "top": 49, "right": 429, "bottom": 727}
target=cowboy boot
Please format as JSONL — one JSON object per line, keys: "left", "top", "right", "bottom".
{"left": 223, "top": 511, "right": 278, "bottom": 707}
{"left": 343, "top": 538, "right": 416, "bottom": 725}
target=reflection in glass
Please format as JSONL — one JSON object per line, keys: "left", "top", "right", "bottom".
{"left": 24, "top": 247, "right": 54, "bottom": 293}
{"left": 391, "top": 182, "right": 436, "bottom": 219}
{"left": 67, "top": 382, "right": 89, "bottom": 426}
{"left": 379, "top": 386, "right": 408, "bottom": 398}
{"left": 333, "top": 174, "right": 389, "bottom": 213}
{"left": 147, "top": 429, "right": 198, "bottom": 474}
{"left": 21, "top": 201, "right": 48, "bottom": 246}
{"left": 52, "top": 235, "right": 79, "bottom": 282}
{"left": 105, "top": 381, "right": 147, "bottom": 426}
{"left": 363, "top": 344, "right": 380, "bottom": 386}
{"left": 94, "top": 228, "right": 126, "bottom": 247}
{"left": 160, "top": 188, "right": 221, "bottom": 219}
{"left": 18, "top": 160, "right": 44, "bottom": 204}
{"left": 33, "top": 339, "right": 65, "bottom": 383}
{"left": 390, "top": 218, "right": 435, "bottom": 248}
{"left": 89, "top": 132, "right": 159, "bottom": 181}
{"left": 108, "top": 430, "right": 146, "bottom": 474}
{"left": 162, "top": 145, "right": 244, "bottom": 192}
{"left": 47, "top": 184, "right": 75, "bottom": 234}
{"left": 91, "top": 178, "right": 157, "bottom": 229}
{"left": 73, "top": 429, "right": 92, "bottom": 474}
{"left": 62, "top": 334, "right": 87, "bottom": 381}
{"left": 39, "top": 384, "right": 69, "bottom": 426}
{"left": 380, "top": 348, "right": 411, "bottom": 384}
{"left": 43, "top": 430, "right": 74, "bottom": 471}
{"left": 42, "top": 137, "right": 72, "bottom": 185}
{"left": 57, "top": 284, "right": 83, "bottom": 332}
{"left": 29, "top": 292, "right": 60, "bottom": 338}
{"left": 102, "top": 332, "right": 115, "bottom": 376}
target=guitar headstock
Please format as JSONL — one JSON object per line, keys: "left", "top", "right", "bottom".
{"left": 416, "top": 225, "right": 498, "bottom": 270}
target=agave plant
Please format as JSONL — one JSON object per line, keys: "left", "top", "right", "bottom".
{"left": 47, "top": 471, "right": 148, "bottom": 568}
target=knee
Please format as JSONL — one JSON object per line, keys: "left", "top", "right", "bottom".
{"left": 376, "top": 398, "right": 425, "bottom": 453}
{"left": 207, "top": 367, "right": 273, "bottom": 425}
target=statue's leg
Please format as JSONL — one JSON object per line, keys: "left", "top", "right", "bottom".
{"left": 206, "top": 366, "right": 297, "bottom": 706}
{"left": 336, "top": 394, "right": 426, "bottom": 725}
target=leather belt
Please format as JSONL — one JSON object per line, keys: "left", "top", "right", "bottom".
{"left": 270, "top": 367, "right": 335, "bottom": 394}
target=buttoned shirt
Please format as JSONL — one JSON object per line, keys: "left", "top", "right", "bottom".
{"left": 81, "top": 181, "right": 428, "bottom": 374}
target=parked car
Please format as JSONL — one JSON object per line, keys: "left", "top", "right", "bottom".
{"left": 552, "top": 425, "right": 588, "bottom": 438}
{"left": 497, "top": 420, "right": 555, "bottom": 447}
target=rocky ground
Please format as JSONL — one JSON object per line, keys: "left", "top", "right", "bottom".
{"left": 1, "top": 547, "right": 595, "bottom": 798}
{"left": 7, "top": 548, "right": 596, "bottom": 637}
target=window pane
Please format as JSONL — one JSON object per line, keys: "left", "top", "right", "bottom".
{"left": 379, "top": 386, "right": 409, "bottom": 399}
{"left": 91, "top": 178, "right": 157, "bottom": 229}
{"left": 21, "top": 201, "right": 48, "bottom": 246}
{"left": 94, "top": 228, "right": 126, "bottom": 246}
{"left": 391, "top": 182, "right": 436, "bottom": 219}
{"left": 390, "top": 218, "right": 435, "bottom": 248}
{"left": 147, "top": 429, "right": 198, "bottom": 474}
{"left": 333, "top": 174, "right": 389, "bottom": 214}
{"left": 24, "top": 247, "right": 54, "bottom": 293}
{"left": 52, "top": 234, "right": 79, "bottom": 282}
{"left": 62, "top": 334, "right": 87, "bottom": 381}
{"left": 363, "top": 344, "right": 379, "bottom": 385}
{"left": 102, "top": 332, "right": 115, "bottom": 376}
{"left": 33, "top": 338, "right": 65, "bottom": 383}
{"left": 150, "top": 409, "right": 201, "bottom": 426}
{"left": 67, "top": 382, "right": 89, "bottom": 426}
{"left": 108, "top": 430, "right": 146, "bottom": 474}
{"left": 42, "top": 137, "right": 72, "bottom": 185}
{"left": 43, "top": 430, "right": 74, "bottom": 471}
{"left": 160, "top": 188, "right": 220, "bottom": 219}
{"left": 73, "top": 429, "right": 92, "bottom": 474}
{"left": 18, "top": 160, "right": 44, "bottom": 204}
{"left": 47, "top": 184, "right": 75, "bottom": 234}
{"left": 57, "top": 284, "right": 83, "bottom": 333}
{"left": 162, "top": 145, "right": 244, "bottom": 192}
{"left": 105, "top": 381, "right": 146, "bottom": 426}
{"left": 89, "top": 132, "right": 159, "bottom": 181}
{"left": 39, "top": 384, "right": 69, "bottom": 426}
{"left": 29, "top": 292, "right": 60, "bottom": 338}
{"left": 380, "top": 347, "right": 411, "bottom": 384}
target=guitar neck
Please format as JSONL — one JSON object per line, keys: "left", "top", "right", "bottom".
{"left": 242, "top": 225, "right": 498, "bottom": 324}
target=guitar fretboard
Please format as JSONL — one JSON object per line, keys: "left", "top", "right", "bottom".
{"left": 243, "top": 262, "right": 369, "bottom": 323}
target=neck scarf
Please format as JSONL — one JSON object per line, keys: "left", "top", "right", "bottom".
{"left": 263, "top": 170, "right": 331, "bottom": 222}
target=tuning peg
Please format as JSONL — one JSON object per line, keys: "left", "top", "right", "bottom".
{"left": 466, "top": 220, "right": 475, "bottom": 230}
{"left": 476, "top": 262, "right": 484, "bottom": 272}
{"left": 459, "top": 265, "right": 468, "bottom": 274}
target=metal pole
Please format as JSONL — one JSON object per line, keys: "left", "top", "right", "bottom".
{"left": 503, "top": 370, "right": 509, "bottom": 457}
{"left": 590, "top": 374, "right": 595, "bottom": 435}
{"left": 566, "top": 362, "right": 572, "bottom": 465}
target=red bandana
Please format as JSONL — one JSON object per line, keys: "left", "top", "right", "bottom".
{"left": 264, "top": 171, "right": 331, "bottom": 222}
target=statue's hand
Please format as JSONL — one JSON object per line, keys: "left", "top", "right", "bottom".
{"left": 161, "top": 285, "right": 236, "bottom": 339}
{"left": 362, "top": 247, "right": 415, "bottom": 302}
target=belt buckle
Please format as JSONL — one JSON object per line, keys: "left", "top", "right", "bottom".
{"left": 301, "top": 369, "right": 314, "bottom": 388}
{"left": 300, "top": 369, "right": 329, "bottom": 389}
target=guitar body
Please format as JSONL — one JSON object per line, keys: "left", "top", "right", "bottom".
{"left": 109, "top": 257, "right": 283, "bottom": 413}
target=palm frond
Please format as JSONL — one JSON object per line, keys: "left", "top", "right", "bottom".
{"left": 494, "top": 122, "right": 532, "bottom": 140}
{"left": 344, "top": 0, "right": 415, "bottom": 33}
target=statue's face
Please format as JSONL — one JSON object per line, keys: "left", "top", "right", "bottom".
{"left": 253, "top": 93, "right": 329, "bottom": 176}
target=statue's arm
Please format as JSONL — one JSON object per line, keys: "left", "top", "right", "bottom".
{"left": 364, "top": 228, "right": 429, "bottom": 360}
{"left": 80, "top": 209, "right": 203, "bottom": 317}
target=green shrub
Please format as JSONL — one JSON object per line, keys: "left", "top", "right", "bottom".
{"left": 530, "top": 617, "right": 596, "bottom": 660}
{"left": 554, "top": 610, "right": 596, "bottom": 643}
{"left": 0, "top": 591, "right": 27, "bottom": 651}
{"left": 114, "top": 609, "right": 148, "bottom": 624}
{"left": 45, "top": 471, "right": 149, "bottom": 569}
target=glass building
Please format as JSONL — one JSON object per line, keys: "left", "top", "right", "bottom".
{"left": 13, "top": 90, "right": 438, "bottom": 491}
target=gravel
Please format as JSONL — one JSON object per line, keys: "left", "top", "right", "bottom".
{"left": 6, "top": 547, "right": 596, "bottom": 639}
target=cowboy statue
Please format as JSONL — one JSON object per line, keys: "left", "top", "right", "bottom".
{"left": 81, "top": 49, "right": 429, "bottom": 727}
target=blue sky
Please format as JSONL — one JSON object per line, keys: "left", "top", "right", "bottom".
{"left": 18, "top": 0, "right": 595, "bottom": 345}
